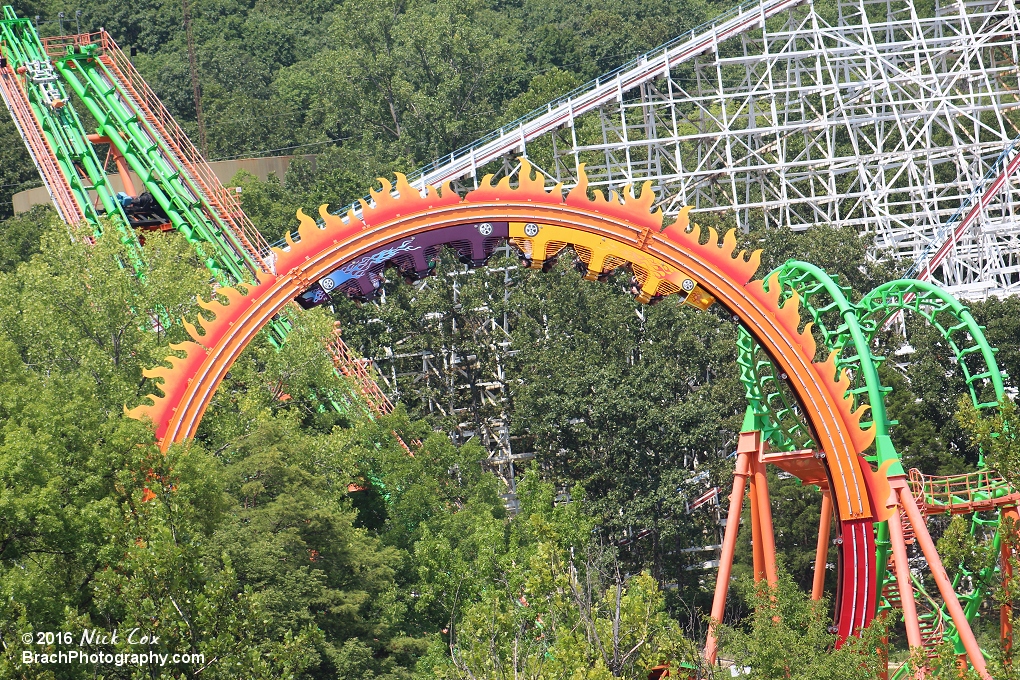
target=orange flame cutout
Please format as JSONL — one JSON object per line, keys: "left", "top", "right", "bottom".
{"left": 564, "top": 164, "right": 662, "bottom": 231}
{"left": 124, "top": 340, "right": 210, "bottom": 440}
{"left": 126, "top": 271, "right": 277, "bottom": 440}
{"left": 812, "top": 350, "right": 877, "bottom": 454}
{"left": 126, "top": 156, "right": 871, "bottom": 483}
{"left": 746, "top": 273, "right": 817, "bottom": 360}
{"left": 658, "top": 208, "right": 760, "bottom": 286}
{"left": 863, "top": 459, "right": 898, "bottom": 522}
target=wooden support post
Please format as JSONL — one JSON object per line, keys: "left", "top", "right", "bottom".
{"left": 704, "top": 444, "right": 753, "bottom": 666}
{"left": 812, "top": 490, "right": 832, "bottom": 601}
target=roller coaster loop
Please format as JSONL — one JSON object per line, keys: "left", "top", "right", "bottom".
{"left": 127, "top": 159, "right": 1006, "bottom": 677}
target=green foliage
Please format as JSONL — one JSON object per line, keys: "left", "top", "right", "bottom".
{"left": 970, "top": 295, "right": 1020, "bottom": 396}
{"left": 0, "top": 205, "right": 52, "bottom": 272}
{"left": 506, "top": 258, "right": 743, "bottom": 589}
{"left": 0, "top": 111, "right": 39, "bottom": 220}
{"left": 2, "top": 0, "right": 1019, "bottom": 673}
{"left": 5, "top": 0, "right": 729, "bottom": 223}
{"left": 718, "top": 572, "right": 888, "bottom": 680}
{"left": 0, "top": 223, "right": 412, "bottom": 677}
{"left": 414, "top": 470, "right": 700, "bottom": 679}
{"left": 742, "top": 222, "right": 901, "bottom": 295}
{"left": 957, "top": 397, "right": 1020, "bottom": 490}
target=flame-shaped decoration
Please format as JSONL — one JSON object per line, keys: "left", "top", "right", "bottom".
{"left": 125, "top": 270, "right": 277, "bottom": 439}
{"left": 742, "top": 271, "right": 875, "bottom": 455}
{"left": 659, "top": 207, "right": 760, "bottom": 286}
{"left": 863, "top": 459, "right": 899, "bottom": 523}
{"left": 565, "top": 168, "right": 659, "bottom": 230}
{"left": 124, "top": 341, "right": 209, "bottom": 440}
{"left": 746, "top": 272, "right": 818, "bottom": 360}
{"left": 127, "top": 158, "right": 873, "bottom": 483}
{"left": 812, "top": 350, "right": 877, "bottom": 454}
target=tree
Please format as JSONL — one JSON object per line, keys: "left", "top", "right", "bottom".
{"left": 414, "top": 471, "right": 700, "bottom": 679}
{"left": 0, "top": 222, "right": 419, "bottom": 677}
{"left": 717, "top": 572, "right": 888, "bottom": 680}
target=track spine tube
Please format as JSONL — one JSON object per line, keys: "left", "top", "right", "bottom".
{"left": 90, "top": 54, "right": 260, "bottom": 278}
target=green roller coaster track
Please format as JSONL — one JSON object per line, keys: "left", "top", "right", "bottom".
{"left": 0, "top": 6, "right": 372, "bottom": 417}
{"left": 738, "top": 261, "right": 1009, "bottom": 670}
{"left": 0, "top": 7, "right": 140, "bottom": 264}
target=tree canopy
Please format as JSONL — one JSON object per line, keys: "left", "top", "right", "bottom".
{"left": 2, "top": 0, "right": 1020, "bottom": 677}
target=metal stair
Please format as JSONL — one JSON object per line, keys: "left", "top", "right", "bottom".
{"left": 883, "top": 552, "right": 946, "bottom": 658}
{"left": 0, "top": 61, "right": 83, "bottom": 224}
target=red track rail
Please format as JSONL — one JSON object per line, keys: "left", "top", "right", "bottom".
{"left": 0, "top": 65, "right": 85, "bottom": 224}
{"left": 916, "top": 144, "right": 1020, "bottom": 283}
{"left": 41, "top": 31, "right": 275, "bottom": 274}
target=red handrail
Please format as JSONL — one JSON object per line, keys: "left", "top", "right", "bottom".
{"left": 0, "top": 65, "right": 85, "bottom": 224}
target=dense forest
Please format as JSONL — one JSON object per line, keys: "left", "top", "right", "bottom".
{"left": 3, "top": 0, "right": 1020, "bottom": 678}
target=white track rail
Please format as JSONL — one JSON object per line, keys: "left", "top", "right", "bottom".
{"left": 402, "top": 0, "right": 807, "bottom": 191}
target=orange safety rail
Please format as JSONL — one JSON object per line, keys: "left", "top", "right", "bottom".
{"left": 41, "top": 31, "right": 275, "bottom": 274}
{"left": 325, "top": 322, "right": 394, "bottom": 418}
{"left": 900, "top": 508, "right": 916, "bottom": 545}
{"left": 0, "top": 64, "right": 85, "bottom": 224}
{"left": 909, "top": 467, "right": 1020, "bottom": 515}
{"left": 325, "top": 323, "right": 420, "bottom": 456}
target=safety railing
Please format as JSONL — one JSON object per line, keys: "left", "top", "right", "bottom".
{"left": 325, "top": 322, "right": 394, "bottom": 418}
{"left": 909, "top": 467, "right": 1020, "bottom": 514}
{"left": 0, "top": 65, "right": 84, "bottom": 223}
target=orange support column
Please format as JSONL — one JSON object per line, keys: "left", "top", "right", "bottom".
{"left": 704, "top": 437, "right": 755, "bottom": 666}
{"left": 87, "top": 133, "right": 138, "bottom": 196}
{"left": 751, "top": 455, "right": 779, "bottom": 588}
{"left": 888, "top": 506, "right": 923, "bottom": 655}
{"left": 1003, "top": 506, "right": 1018, "bottom": 659}
{"left": 897, "top": 482, "right": 991, "bottom": 679}
{"left": 749, "top": 458, "right": 765, "bottom": 583}
{"left": 812, "top": 490, "right": 832, "bottom": 601}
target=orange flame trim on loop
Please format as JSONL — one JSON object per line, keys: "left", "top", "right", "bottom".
{"left": 812, "top": 350, "right": 877, "bottom": 454}
{"left": 658, "top": 208, "right": 760, "bottom": 286}
{"left": 124, "top": 340, "right": 209, "bottom": 440}
{"left": 127, "top": 158, "right": 873, "bottom": 482}
{"left": 125, "top": 271, "right": 277, "bottom": 440}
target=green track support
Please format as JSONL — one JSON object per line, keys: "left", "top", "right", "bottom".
{"left": 0, "top": 8, "right": 141, "bottom": 266}
{"left": 54, "top": 47, "right": 248, "bottom": 282}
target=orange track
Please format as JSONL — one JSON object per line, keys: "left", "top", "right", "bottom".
{"left": 128, "top": 162, "right": 877, "bottom": 522}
